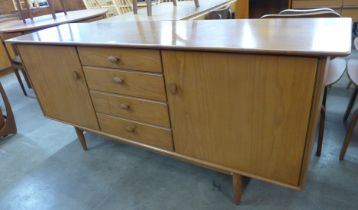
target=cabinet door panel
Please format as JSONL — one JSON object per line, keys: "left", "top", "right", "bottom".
{"left": 18, "top": 45, "right": 99, "bottom": 130}
{"left": 162, "top": 51, "right": 317, "bottom": 186}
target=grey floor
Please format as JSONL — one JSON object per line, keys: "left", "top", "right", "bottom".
{"left": 1, "top": 55, "right": 358, "bottom": 210}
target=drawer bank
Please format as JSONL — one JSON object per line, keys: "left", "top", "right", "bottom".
{"left": 7, "top": 19, "right": 352, "bottom": 204}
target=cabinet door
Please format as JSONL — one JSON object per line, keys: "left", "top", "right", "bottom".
{"left": 162, "top": 51, "right": 318, "bottom": 186}
{"left": 18, "top": 45, "right": 99, "bottom": 130}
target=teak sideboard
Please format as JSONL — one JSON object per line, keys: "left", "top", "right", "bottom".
{"left": 7, "top": 19, "right": 352, "bottom": 204}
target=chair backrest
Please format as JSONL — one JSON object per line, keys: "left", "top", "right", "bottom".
{"left": 279, "top": 8, "right": 337, "bottom": 15}
{"left": 205, "top": 6, "right": 233, "bottom": 20}
{"left": 261, "top": 8, "right": 341, "bottom": 19}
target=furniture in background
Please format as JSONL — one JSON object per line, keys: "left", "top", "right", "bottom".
{"left": 341, "top": 39, "right": 358, "bottom": 160}
{"left": 97, "top": 0, "right": 236, "bottom": 22}
{"left": 237, "top": 0, "right": 358, "bottom": 19}
{"left": 205, "top": 5, "right": 233, "bottom": 19}
{"left": 132, "top": 0, "right": 199, "bottom": 16}
{"left": 261, "top": 8, "right": 347, "bottom": 157}
{"left": 0, "top": 82, "right": 16, "bottom": 137}
{"left": 8, "top": 18, "right": 351, "bottom": 204}
{"left": 0, "top": 8, "right": 107, "bottom": 95}
{"left": 13, "top": 0, "right": 68, "bottom": 22}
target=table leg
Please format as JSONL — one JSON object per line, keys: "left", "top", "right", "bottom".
{"left": 232, "top": 173, "right": 243, "bottom": 205}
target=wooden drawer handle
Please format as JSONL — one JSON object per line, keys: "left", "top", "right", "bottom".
{"left": 168, "top": 83, "right": 178, "bottom": 95}
{"left": 112, "top": 77, "right": 124, "bottom": 84}
{"left": 72, "top": 71, "right": 80, "bottom": 80}
{"left": 108, "top": 56, "right": 120, "bottom": 64}
{"left": 120, "top": 103, "right": 130, "bottom": 110}
{"left": 125, "top": 125, "right": 136, "bottom": 133}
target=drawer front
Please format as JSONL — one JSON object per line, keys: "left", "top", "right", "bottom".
{"left": 344, "top": 0, "right": 358, "bottom": 6}
{"left": 91, "top": 91, "right": 170, "bottom": 127}
{"left": 78, "top": 47, "right": 162, "bottom": 73}
{"left": 342, "top": 8, "right": 358, "bottom": 21}
{"left": 84, "top": 66, "right": 166, "bottom": 101}
{"left": 98, "top": 113, "right": 173, "bottom": 151}
{"left": 292, "top": 0, "right": 342, "bottom": 8}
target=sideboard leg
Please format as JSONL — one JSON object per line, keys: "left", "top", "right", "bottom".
{"left": 232, "top": 173, "right": 243, "bottom": 205}
{"left": 74, "top": 127, "right": 88, "bottom": 151}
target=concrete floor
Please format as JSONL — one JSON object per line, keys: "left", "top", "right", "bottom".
{"left": 1, "top": 54, "right": 358, "bottom": 210}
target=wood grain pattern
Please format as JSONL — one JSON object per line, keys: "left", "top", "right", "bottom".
{"left": 98, "top": 113, "right": 173, "bottom": 151}
{"left": 78, "top": 47, "right": 162, "bottom": 73}
{"left": 17, "top": 45, "right": 99, "bottom": 130}
{"left": 292, "top": 0, "right": 342, "bottom": 8}
{"left": 84, "top": 66, "right": 166, "bottom": 102}
{"left": 0, "top": 41, "right": 10, "bottom": 70}
{"left": 342, "top": 8, "right": 358, "bottom": 21}
{"left": 343, "top": 0, "right": 358, "bottom": 6}
{"left": 163, "top": 51, "right": 318, "bottom": 186}
{"left": 298, "top": 58, "right": 328, "bottom": 188}
{"left": 91, "top": 91, "right": 170, "bottom": 127}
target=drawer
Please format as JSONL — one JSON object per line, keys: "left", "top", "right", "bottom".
{"left": 342, "top": 8, "right": 358, "bottom": 21}
{"left": 98, "top": 113, "right": 173, "bottom": 151}
{"left": 344, "top": 0, "right": 358, "bottom": 6}
{"left": 91, "top": 91, "right": 170, "bottom": 127}
{"left": 292, "top": 0, "right": 342, "bottom": 8}
{"left": 84, "top": 66, "right": 166, "bottom": 101}
{"left": 78, "top": 47, "right": 162, "bottom": 73}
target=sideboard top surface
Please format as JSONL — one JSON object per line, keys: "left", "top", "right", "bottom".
{"left": 7, "top": 18, "right": 352, "bottom": 56}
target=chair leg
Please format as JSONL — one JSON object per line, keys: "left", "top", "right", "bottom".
{"left": 344, "top": 87, "right": 358, "bottom": 123}
{"left": 75, "top": 127, "right": 88, "bottom": 151}
{"left": 13, "top": 67, "right": 27, "bottom": 96}
{"left": 20, "top": 68, "right": 31, "bottom": 89}
{"left": 316, "top": 106, "right": 325, "bottom": 156}
{"left": 340, "top": 110, "right": 358, "bottom": 160}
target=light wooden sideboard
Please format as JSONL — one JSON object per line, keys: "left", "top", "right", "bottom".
{"left": 7, "top": 18, "right": 351, "bottom": 204}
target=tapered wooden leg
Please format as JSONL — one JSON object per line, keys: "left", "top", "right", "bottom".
{"left": 316, "top": 87, "right": 327, "bottom": 156}
{"left": 75, "top": 127, "right": 88, "bottom": 151}
{"left": 316, "top": 106, "right": 325, "bottom": 156}
{"left": 13, "top": 67, "right": 27, "bottom": 96}
{"left": 343, "top": 88, "right": 358, "bottom": 123}
{"left": 232, "top": 173, "right": 242, "bottom": 205}
{"left": 340, "top": 110, "right": 358, "bottom": 160}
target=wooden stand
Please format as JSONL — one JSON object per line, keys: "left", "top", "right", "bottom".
{"left": 74, "top": 127, "right": 88, "bottom": 151}
{"left": 232, "top": 173, "right": 243, "bottom": 205}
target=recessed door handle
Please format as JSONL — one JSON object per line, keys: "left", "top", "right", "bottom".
{"left": 72, "top": 71, "right": 80, "bottom": 81}
{"left": 168, "top": 83, "right": 178, "bottom": 95}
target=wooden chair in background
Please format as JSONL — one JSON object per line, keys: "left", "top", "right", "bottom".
{"left": 0, "top": 82, "right": 16, "bottom": 137}
{"left": 14, "top": 0, "right": 68, "bottom": 23}
{"left": 261, "top": 9, "right": 347, "bottom": 157}
{"left": 205, "top": 5, "right": 233, "bottom": 19}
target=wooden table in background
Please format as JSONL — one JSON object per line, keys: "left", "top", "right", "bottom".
{"left": 98, "top": 0, "right": 236, "bottom": 23}
{"left": 0, "top": 8, "right": 107, "bottom": 73}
